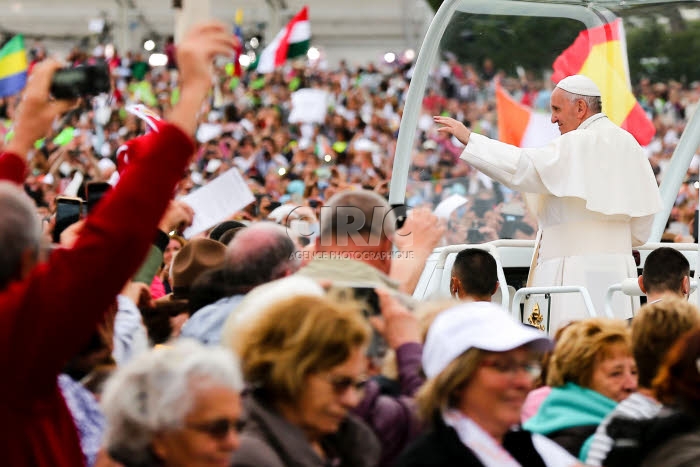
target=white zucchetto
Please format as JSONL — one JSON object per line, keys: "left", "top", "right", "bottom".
{"left": 556, "top": 74, "right": 602, "bottom": 97}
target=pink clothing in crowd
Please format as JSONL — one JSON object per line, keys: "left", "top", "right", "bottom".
{"left": 522, "top": 386, "right": 552, "bottom": 423}
{"left": 150, "top": 276, "right": 166, "bottom": 300}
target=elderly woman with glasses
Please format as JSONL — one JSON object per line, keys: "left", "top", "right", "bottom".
{"left": 100, "top": 339, "right": 244, "bottom": 467}
{"left": 225, "top": 294, "right": 380, "bottom": 467}
{"left": 524, "top": 318, "right": 637, "bottom": 461}
{"left": 396, "top": 302, "right": 580, "bottom": 467}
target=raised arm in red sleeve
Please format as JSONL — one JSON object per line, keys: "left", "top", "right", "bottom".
{"left": 0, "top": 22, "right": 236, "bottom": 467}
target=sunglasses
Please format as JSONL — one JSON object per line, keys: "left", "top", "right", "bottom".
{"left": 320, "top": 374, "right": 369, "bottom": 395}
{"left": 186, "top": 418, "right": 245, "bottom": 439}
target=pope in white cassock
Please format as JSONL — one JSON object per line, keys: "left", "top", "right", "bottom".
{"left": 434, "top": 75, "right": 662, "bottom": 333}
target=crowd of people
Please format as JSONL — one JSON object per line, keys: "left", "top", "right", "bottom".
{"left": 4, "top": 32, "right": 699, "bottom": 247}
{"left": 2, "top": 18, "right": 700, "bottom": 467}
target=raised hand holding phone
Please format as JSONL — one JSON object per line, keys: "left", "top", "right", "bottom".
{"left": 369, "top": 288, "right": 420, "bottom": 350}
{"left": 5, "top": 60, "right": 79, "bottom": 158}
{"left": 49, "top": 64, "right": 111, "bottom": 100}
{"left": 169, "top": 22, "right": 237, "bottom": 136}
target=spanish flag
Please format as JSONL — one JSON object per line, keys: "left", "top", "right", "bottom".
{"left": 552, "top": 19, "right": 655, "bottom": 146}
{"left": 0, "top": 35, "right": 28, "bottom": 98}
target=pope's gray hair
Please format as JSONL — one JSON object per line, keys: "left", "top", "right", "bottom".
{"left": 562, "top": 89, "right": 603, "bottom": 114}
{"left": 101, "top": 339, "right": 244, "bottom": 467}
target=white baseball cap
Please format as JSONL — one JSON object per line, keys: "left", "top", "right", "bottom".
{"left": 556, "top": 74, "right": 601, "bottom": 97}
{"left": 422, "top": 302, "right": 552, "bottom": 378}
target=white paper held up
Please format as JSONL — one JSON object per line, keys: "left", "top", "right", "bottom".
{"left": 181, "top": 168, "right": 255, "bottom": 238}
{"left": 433, "top": 194, "right": 468, "bottom": 220}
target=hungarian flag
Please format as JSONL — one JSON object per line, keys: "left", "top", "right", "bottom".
{"left": 496, "top": 83, "right": 559, "bottom": 147}
{"left": 252, "top": 6, "right": 310, "bottom": 74}
{"left": 552, "top": 18, "right": 655, "bottom": 146}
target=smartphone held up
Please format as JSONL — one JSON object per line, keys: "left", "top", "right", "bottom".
{"left": 52, "top": 196, "right": 82, "bottom": 244}
{"left": 85, "top": 181, "right": 112, "bottom": 214}
{"left": 50, "top": 182, "right": 112, "bottom": 245}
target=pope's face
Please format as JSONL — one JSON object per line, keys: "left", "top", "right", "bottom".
{"left": 550, "top": 87, "right": 580, "bottom": 135}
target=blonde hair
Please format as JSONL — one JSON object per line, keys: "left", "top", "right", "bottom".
{"left": 546, "top": 318, "right": 632, "bottom": 388}
{"left": 233, "top": 295, "right": 371, "bottom": 404}
{"left": 415, "top": 347, "right": 484, "bottom": 422}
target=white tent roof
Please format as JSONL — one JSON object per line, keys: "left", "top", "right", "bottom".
{"left": 2, "top": 0, "right": 433, "bottom": 66}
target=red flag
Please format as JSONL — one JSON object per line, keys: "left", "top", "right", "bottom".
{"left": 552, "top": 19, "right": 655, "bottom": 146}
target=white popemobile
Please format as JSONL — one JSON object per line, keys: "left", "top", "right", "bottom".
{"left": 392, "top": 0, "right": 700, "bottom": 333}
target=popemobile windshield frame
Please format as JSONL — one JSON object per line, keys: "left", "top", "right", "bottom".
{"left": 389, "top": 0, "right": 700, "bottom": 243}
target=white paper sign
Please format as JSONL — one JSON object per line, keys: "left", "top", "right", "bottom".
{"left": 288, "top": 89, "right": 329, "bottom": 124}
{"left": 433, "top": 194, "right": 468, "bottom": 220}
{"left": 180, "top": 168, "right": 255, "bottom": 238}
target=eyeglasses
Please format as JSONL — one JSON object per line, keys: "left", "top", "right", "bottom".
{"left": 480, "top": 358, "right": 542, "bottom": 379}
{"left": 186, "top": 418, "right": 245, "bottom": 439}
{"left": 320, "top": 374, "right": 369, "bottom": 395}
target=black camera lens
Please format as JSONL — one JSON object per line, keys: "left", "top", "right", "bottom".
{"left": 50, "top": 64, "right": 111, "bottom": 99}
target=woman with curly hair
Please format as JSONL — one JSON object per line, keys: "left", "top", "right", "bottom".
{"left": 524, "top": 318, "right": 637, "bottom": 460}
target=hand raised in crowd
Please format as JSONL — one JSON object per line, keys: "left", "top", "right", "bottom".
{"left": 176, "top": 22, "right": 237, "bottom": 91}
{"left": 5, "top": 59, "right": 78, "bottom": 158}
{"left": 391, "top": 208, "right": 446, "bottom": 294}
{"left": 393, "top": 207, "right": 446, "bottom": 253}
{"left": 369, "top": 288, "right": 420, "bottom": 350}
{"left": 433, "top": 115, "right": 472, "bottom": 146}
{"left": 158, "top": 200, "right": 194, "bottom": 235}
{"left": 169, "top": 22, "right": 237, "bottom": 136}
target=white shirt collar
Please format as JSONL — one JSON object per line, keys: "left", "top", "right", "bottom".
{"left": 578, "top": 112, "right": 607, "bottom": 129}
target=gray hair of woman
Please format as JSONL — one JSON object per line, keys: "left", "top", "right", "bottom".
{"left": 101, "top": 339, "right": 244, "bottom": 466}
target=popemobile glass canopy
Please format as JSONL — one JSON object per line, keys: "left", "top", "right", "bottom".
{"left": 390, "top": 0, "right": 700, "bottom": 246}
